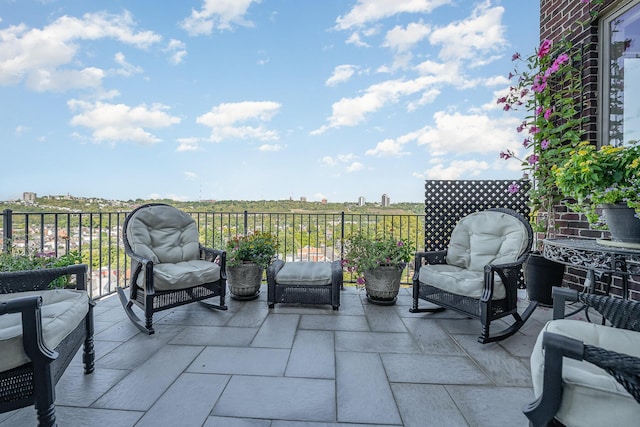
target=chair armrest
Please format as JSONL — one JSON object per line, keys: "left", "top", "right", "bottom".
{"left": 551, "top": 287, "right": 579, "bottom": 320}
{"left": 330, "top": 260, "right": 343, "bottom": 288}
{"left": 200, "top": 246, "right": 227, "bottom": 276}
{"left": 0, "top": 295, "right": 58, "bottom": 365}
{"left": 0, "top": 264, "right": 88, "bottom": 292}
{"left": 412, "top": 250, "right": 447, "bottom": 281}
{"left": 267, "top": 259, "right": 285, "bottom": 285}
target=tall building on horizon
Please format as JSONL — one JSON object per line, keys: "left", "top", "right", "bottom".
{"left": 358, "top": 196, "right": 365, "bottom": 206}
{"left": 381, "top": 193, "right": 390, "bottom": 207}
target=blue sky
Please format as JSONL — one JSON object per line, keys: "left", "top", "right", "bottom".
{"left": 0, "top": 0, "right": 538, "bottom": 203}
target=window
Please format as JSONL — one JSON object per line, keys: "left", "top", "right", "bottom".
{"left": 601, "top": 0, "right": 640, "bottom": 146}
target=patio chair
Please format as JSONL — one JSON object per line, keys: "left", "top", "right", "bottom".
{"left": 267, "top": 260, "right": 342, "bottom": 310}
{"left": 0, "top": 265, "right": 94, "bottom": 427}
{"left": 118, "top": 203, "right": 227, "bottom": 334}
{"left": 524, "top": 287, "right": 640, "bottom": 426}
{"left": 410, "top": 208, "right": 537, "bottom": 343}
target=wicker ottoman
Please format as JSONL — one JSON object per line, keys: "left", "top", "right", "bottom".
{"left": 267, "top": 260, "right": 342, "bottom": 310}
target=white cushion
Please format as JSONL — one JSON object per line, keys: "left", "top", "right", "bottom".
{"left": 446, "top": 210, "right": 529, "bottom": 271}
{"left": 137, "top": 260, "right": 221, "bottom": 291}
{"left": 531, "top": 319, "right": 640, "bottom": 426}
{"left": 127, "top": 205, "right": 200, "bottom": 264}
{"left": 418, "top": 263, "right": 505, "bottom": 299}
{"left": 0, "top": 289, "right": 89, "bottom": 372}
{"left": 276, "top": 262, "right": 332, "bottom": 286}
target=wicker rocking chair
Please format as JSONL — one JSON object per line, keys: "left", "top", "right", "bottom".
{"left": 410, "top": 208, "right": 537, "bottom": 343}
{"left": 524, "top": 287, "right": 640, "bottom": 426}
{"left": 118, "top": 203, "right": 227, "bottom": 334}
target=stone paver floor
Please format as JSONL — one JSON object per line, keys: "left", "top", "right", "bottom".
{"left": 1, "top": 285, "right": 580, "bottom": 427}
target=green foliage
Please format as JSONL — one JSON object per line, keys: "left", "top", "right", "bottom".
{"left": 342, "top": 232, "right": 415, "bottom": 283}
{"left": 225, "top": 231, "right": 278, "bottom": 269}
{"left": 0, "top": 245, "right": 83, "bottom": 288}
{"left": 554, "top": 141, "right": 640, "bottom": 225}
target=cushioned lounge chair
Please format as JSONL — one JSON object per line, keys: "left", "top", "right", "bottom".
{"left": 118, "top": 203, "right": 227, "bottom": 334}
{"left": 267, "top": 260, "right": 342, "bottom": 310}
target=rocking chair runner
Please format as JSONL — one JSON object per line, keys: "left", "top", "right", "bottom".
{"left": 118, "top": 203, "right": 227, "bottom": 334}
{"left": 410, "top": 208, "right": 537, "bottom": 343}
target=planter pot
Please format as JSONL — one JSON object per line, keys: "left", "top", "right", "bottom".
{"left": 363, "top": 264, "right": 404, "bottom": 305}
{"left": 601, "top": 203, "right": 640, "bottom": 245}
{"left": 227, "top": 262, "right": 263, "bottom": 300}
{"left": 523, "top": 252, "right": 565, "bottom": 307}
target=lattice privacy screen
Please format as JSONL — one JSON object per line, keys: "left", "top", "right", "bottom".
{"left": 424, "top": 180, "right": 531, "bottom": 252}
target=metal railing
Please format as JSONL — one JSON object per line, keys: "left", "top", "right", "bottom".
{"left": 1, "top": 209, "right": 424, "bottom": 299}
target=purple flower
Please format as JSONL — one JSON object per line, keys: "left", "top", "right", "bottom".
{"left": 538, "top": 39, "right": 552, "bottom": 58}
{"left": 500, "top": 150, "right": 513, "bottom": 160}
{"left": 540, "top": 139, "right": 550, "bottom": 149}
{"left": 512, "top": 52, "right": 521, "bottom": 61}
{"left": 508, "top": 182, "right": 520, "bottom": 194}
{"left": 544, "top": 108, "right": 553, "bottom": 120}
{"left": 396, "top": 241, "right": 404, "bottom": 246}
{"left": 356, "top": 276, "right": 366, "bottom": 285}
{"left": 556, "top": 53, "right": 570, "bottom": 64}
{"left": 529, "top": 126, "right": 540, "bottom": 134}
{"left": 528, "top": 154, "right": 539, "bottom": 165}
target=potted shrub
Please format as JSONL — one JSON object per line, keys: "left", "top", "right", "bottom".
{"left": 497, "top": 38, "right": 585, "bottom": 305}
{"left": 225, "top": 231, "right": 278, "bottom": 300}
{"left": 554, "top": 141, "right": 640, "bottom": 245}
{"left": 342, "top": 232, "right": 414, "bottom": 305}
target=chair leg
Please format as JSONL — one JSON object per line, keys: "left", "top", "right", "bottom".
{"left": 478, "top": 300, "right": 538, "bottom": 344}
{"left": 33, "top": 364, "right": 56, "bottom": 427}
{"left": 82, "top": 301, "right": 95, "bottom": 374}
{"left": 116, "top": 287, "right": 154, "bottom": 335}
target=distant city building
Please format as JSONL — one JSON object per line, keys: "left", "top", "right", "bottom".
{"left": 321, "top": 198, "right": 327, "bottom": 205}
{"left": 381, "top": 193, "right": 390, "bottom": 207}
{"left": 358, "top": 196, "right": 365, "bottom": 206}
{"left": 23, "top": 192, "right": 36, "bottom": 204}
{"left": 300, "top": 196, "right": 307, "bottom": 202}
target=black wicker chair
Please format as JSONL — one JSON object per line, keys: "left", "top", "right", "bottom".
{"left": 0, "top": 265, "right": 95, "bottom": 427}
{"left": 267, "top": 260, "right": 342, "bottom": 310}
{"left": 524, "top": 287, "right": 640, "bottom": 427}
{"left": 118, "top": 203, "right": 227, "bottom": 335}
{"left": 410, "top": 208, "right": 537, "bottom": 343}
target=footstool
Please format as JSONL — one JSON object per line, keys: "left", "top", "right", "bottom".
{"left": 267, "top": 260, "right": 342, "bottom": 310}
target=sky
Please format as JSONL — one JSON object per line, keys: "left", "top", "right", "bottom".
{"left": 0, "top": 0, "right": 539, "bottom": 203}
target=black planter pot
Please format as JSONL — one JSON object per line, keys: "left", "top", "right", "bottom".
{"left": 601, "top": 203, "right": 640, "bottom": 244}
{"left": 523, "top": 252, "right": 565, "bottom": 307}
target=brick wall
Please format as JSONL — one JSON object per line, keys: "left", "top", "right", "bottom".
{"left": 539, "top": 0, "right": 638, "bottom": 300}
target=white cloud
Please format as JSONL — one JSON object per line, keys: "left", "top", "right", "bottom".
{"left": 177, "top": 137, "right": 202, "bottom": 151}
{"left": 15, "top": 125, "right": 30, "bottom": 136}
{"left": 164, "top": 39, "right": 187, "bottom": 64}
{"left": 0, "top": 11, "right": 161, "bottom": 91}
{"left": 258, "top": 143, "right": 284, "bottom": 151}
{"left": 114, "top": 52, "right": 143, "bottom": 76}
{"left": 429, "top": 2, "right": 506, "bottom": 61}
{"left": 312, "top": 76, "right": 433, "bottom": 134}
{"left": 184, "top": 171, "right": 197, "bottom": 180}
{"left": 365, "top": 138, "right": 410, "bottom": 157}
{"left": 326, "top": 64, "right": 357, "bottom": 87}
{"left": 415, "top": 159, "right": 490, "bottom": 180}
{"left": 321, "top": 153, "right": 358, "bottom": 168}
{"left": 335, "top": 0, "right": 450, "bottom": 30}
{"left": 382, "top": 22, "right": 430, "bottom": 52}
{"left": 180, "top": 0, "right": 261, "bottom": 36}
{"left": 346, "top": 161, "right": 364, "bottom": 172}
{"left": 68, "top": 99, "right": 180, "bottom": 144}
{"left": 196, "top": 101, "right": 281, "bottom": 142}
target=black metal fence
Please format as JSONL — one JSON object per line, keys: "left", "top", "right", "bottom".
{"left": 1, "top": 209, "right": 424, "bottom": 299}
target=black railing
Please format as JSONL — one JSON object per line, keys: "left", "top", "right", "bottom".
{"left": 1, "top": 209, "right": 424, "bottom": 299}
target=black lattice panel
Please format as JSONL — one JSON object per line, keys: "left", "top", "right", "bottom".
{"left": 424, "top": 180, "right": 531, "bottom": 251}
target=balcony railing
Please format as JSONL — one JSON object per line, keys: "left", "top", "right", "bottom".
{"left": 1, "top": 209, "right": 424, "bottom": 300}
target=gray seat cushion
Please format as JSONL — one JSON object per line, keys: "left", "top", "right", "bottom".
{"left": 418, "top": 263, "right": 505, "bottom": 299}
{"left": 531, "top": 319, "right": 640, "bottom": 426}
{"left": 276, "top": 262, "right": 332, "bottom": 286}
{"left": 0, "top": 289, "right": 89, "bottom": 372}
{"left": 147, "top": 260, "right": 221, "bottom": 291}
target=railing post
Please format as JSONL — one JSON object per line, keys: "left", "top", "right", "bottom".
{"left": 243, "top": 210, "right": 248, "bottom": 236}
{"left": 2, "top": 209, "right": 11, "bottom": 253}
{"left": 340, "top": 211, "right": 345, "bottom": 260}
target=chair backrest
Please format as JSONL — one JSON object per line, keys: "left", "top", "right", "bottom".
{"left": 124, "top": 204, "right": 200, "bottom": 264}
{"left": 446, "top": 209, "right": 532, "bottom": 271}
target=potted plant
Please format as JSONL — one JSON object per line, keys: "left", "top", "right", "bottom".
{"left": 554, "top": 141, "right": 640, "bottom": 245}
{"left": 342, "top": 232, "right": 414, "bottom": 305}
{"left": 225, "top": 231, "right": 278, "bottom": 300}
{"left": 497, "top": 38, "right": 585, "bottom": 305}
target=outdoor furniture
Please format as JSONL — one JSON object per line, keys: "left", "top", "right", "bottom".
{"left": 524, "top": 287, "right": 640, "bottom": 426}
{"left": 0, "top": 265, "right": 95, "bottom": 427}
{"left": 410, "top": 208, "right": 537, "bottom": 343}
{"left": 267, "top": 260, "right": 341, "bottom": 310}
{"left": 118, "top": 203, "right": 227, "bottom": 334}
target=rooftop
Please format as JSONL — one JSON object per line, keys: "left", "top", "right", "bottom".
{"left": 0, "top": 286, "right": 562, "bottom": 427}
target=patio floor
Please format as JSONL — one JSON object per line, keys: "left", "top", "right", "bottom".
{"left": 0, "top": 285, "right": 567, "bottom": 427}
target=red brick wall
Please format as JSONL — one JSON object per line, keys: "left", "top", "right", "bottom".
{"left": 539, "top": 0, "right": 638, "bottom": 300}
